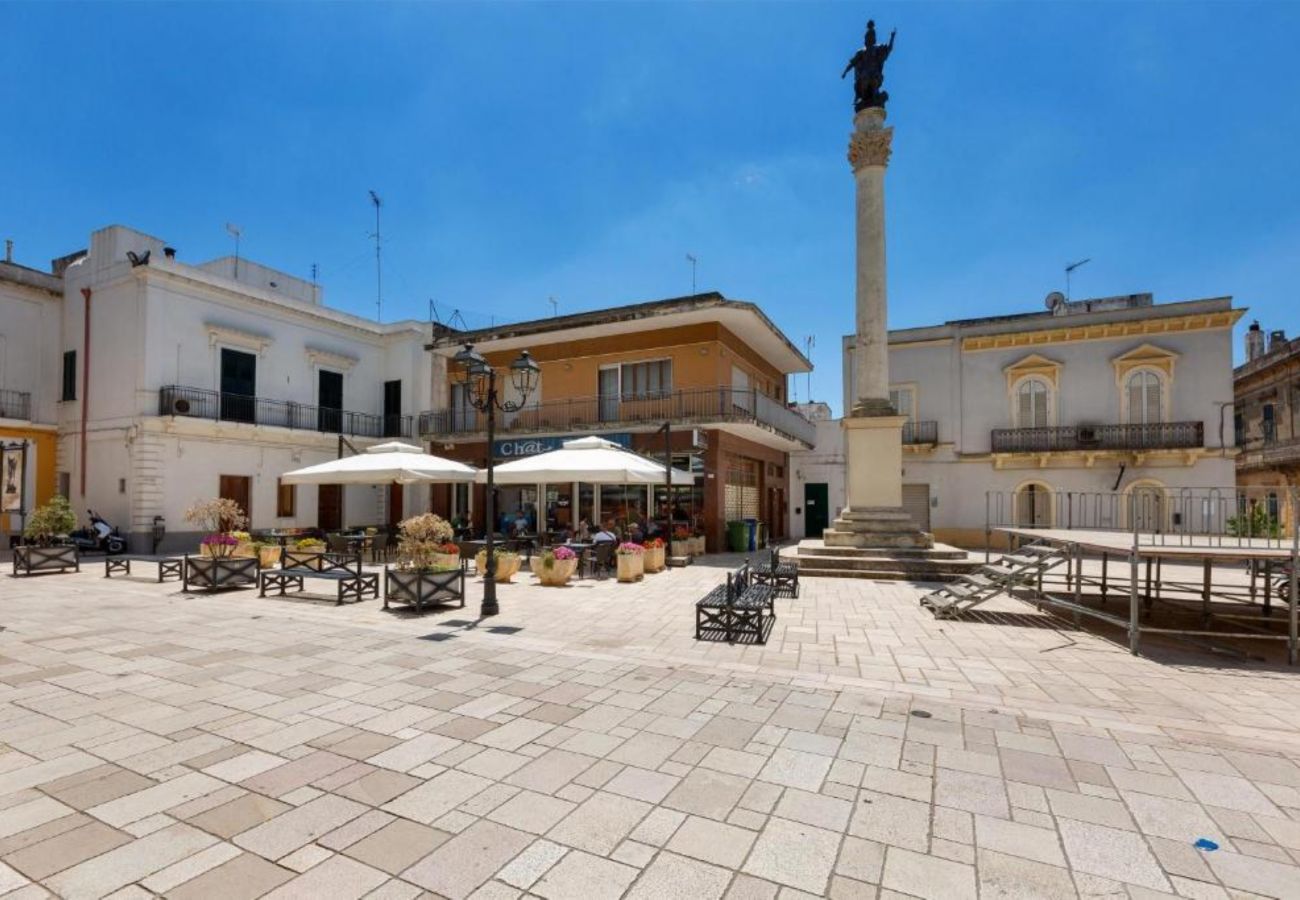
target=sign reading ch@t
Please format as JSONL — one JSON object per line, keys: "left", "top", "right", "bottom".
{"left": 493, "top": 434, "right": 633, "bottom": 460}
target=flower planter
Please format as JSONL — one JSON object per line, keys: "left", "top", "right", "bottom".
{"left": 535, "top": 556, "right": 579, "bottom": 587}
{"left": 616, "top": 553, "right": 644, "bottom": 583}
{"left": 257, "top": 546, "right": 282, "bottom": 569}
{"left": 183, "top": 554, "right": 259, "bottom": 592}
{"left": 475, "top": 550, "right": 520, "bottom": 583}
{"left": 643, "top": 546, "right": 666, "bottom": 573}
{"left": 431, "top": 552, "right": 460, "bottom": 571}
{"left": 12, "top": 544, "right": 79, "bottom": 576}
{"left": 692, "top": 536, "right": 706, "bottom": 556}
{"left": 384, "top": 566, "right": 466, "bottom": 613}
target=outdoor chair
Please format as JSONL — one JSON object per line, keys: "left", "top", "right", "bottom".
{"left": 327, "top": 533, "right": 349, "bottom": 553}
{"left": 370, "top": 532, "right": 390, "bottom": 563}
{"left": 589, "top": 542, "right": 615, "bottom": 579}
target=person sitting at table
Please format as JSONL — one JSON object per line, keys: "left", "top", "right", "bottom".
{"left": 576, "top": 519, "right": 591, "bottom": 542}
{"left": 626, "top": 521, "right": 645, "bottom": 544}
{"left": 592, "top": 521, "right": 618, "bottom": 544}
{"left": 512, "top": 510, "right": 529, "bottom": 536}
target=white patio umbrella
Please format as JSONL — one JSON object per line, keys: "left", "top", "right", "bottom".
{"left": 280, "top": 441, "right": 477, "bottom": 485}
{"left": 482, "top": 435, "right": 694, "bottom": 485}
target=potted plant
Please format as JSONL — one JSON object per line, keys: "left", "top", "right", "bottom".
{"left": 14, "top": 495, "right": 79, "bottom": 576}
{"left": 535, "top": 546, "right": 578, "bottom": 586}
{"left": 692, "top": 531, "right": 707, "bottom": 556}
{"left": 385, "top": 513, "right": 465, "bottom": 613}
{"left": 475, "top": 547, "right": 520, "bottom": 582}
{"left": 250, "top": 540, "right": 282, "bottom": 569}
{"left": 615, "top": 542, "right": 645, "bottom": 582}
{"left": 672, "top": 525, "right": 692, "bottom": 559}
{"left": 643, "top": 537, "right": 666, "bottom": 573}
{"left": 295, "top": 536, "right": 326, "bottom": 551}
{"left": 183, "top": 498, "right": 258, "bottom": 590}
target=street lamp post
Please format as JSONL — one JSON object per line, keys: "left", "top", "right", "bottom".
{"left": 453, "top": 343, "right": 540, "bottom": 617}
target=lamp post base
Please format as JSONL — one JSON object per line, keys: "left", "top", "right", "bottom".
{"left": 480, "top": 600, "right": 499, "bottom": 617}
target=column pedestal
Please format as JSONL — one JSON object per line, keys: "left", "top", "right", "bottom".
{"left": 822, "top": 414, "right": 933, "bottom": 549}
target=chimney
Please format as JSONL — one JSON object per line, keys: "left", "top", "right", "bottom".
{"left": 163, "top": 246, "right": 176, "bottom": 260}
{"left": 1246, "top": 321, "right": 1266, "bottom": 361}
{"left": 4, "top": 239, "right": 11, "bottom": 263}
{"left": 1270, "top": 329, "right": 1288, "bottom": 354}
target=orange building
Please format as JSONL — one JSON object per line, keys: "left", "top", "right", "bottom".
{"left": 421, "top": 294, "right": 813, "bottom": 551}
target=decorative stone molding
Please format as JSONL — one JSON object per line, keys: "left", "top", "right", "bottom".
{"left": 206, "top": 323, "right": 274, "bottom": 356}
{"left": 1003, "top": 353, "right": 1063, "bottom": 390}
{"left": 848, "top": 127, "right": 893, "bottom": 170}
{"left": 962, "top": 310, "right": 1242, "bottom": 352}
{"left": 305, "top": 346, "right": 359, "bottom": 372}
{"left": 1111, "top": 343, "right": 1178, "bottom": 381}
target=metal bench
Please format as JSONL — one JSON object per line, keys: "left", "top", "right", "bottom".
{"left": 259, "top": 550, "right": 378, "bottom": 605}
{"left": 752, "top": 547, "right": 799, "bottom": 598}
{"left": 696, "top": 560, "right": 774, "bottom": 645}
{"left": 105, "top": 554, "right": 184, "bottom": 583}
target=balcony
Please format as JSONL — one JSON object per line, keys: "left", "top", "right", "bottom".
{"left": 419, "top": 386, "right": 816, "bottom": 447}
{"left": 902, "top": 420, "right": 938, "bottom": 445}
{"left": 1238, "top": 433, "right": 1300, "bottom": 470}
{"left": 0, "top": 389, "right": 31, "bottom": 421}
{"left": 990, "top": 421, "right": 1204, "bottom": 454}
{"left": 159, "top": 385, "right": 411, "bottom": 439}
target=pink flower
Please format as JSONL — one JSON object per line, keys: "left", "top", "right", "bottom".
{"left": 553, "top": 546, "right": 576, "bottom": 560}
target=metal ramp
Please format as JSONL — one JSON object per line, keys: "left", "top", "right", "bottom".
{"left": 920, "top": 542, "right": 1069, "bottom": 619}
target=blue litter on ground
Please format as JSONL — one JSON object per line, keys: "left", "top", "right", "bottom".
{"left": 1194, "top": 838, "right": 1219, "bottom": 851}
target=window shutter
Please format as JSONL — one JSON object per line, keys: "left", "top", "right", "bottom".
{"left": 1145, "top": 375, "right": 1161, "bottom": 424}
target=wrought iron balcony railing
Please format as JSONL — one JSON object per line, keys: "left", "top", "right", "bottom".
{"left": 1238, "top": 433, "right": 1300, "bottom": 469}
{"left": 419, "top": 385, "right": 815, "bottom": 446}
{"left": 902, "top": 420, "right": 938, "bottom": 445}
{"left": 990, "top": 421, "right": 1204, "bottom": 454}
{"left": 159, "top": 385, "right": 411, "bottom": 439}
{"left": 0, "top": 388, "right": 32, "bottom": 421}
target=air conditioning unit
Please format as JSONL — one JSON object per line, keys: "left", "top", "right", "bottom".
{"left": 1078, "top": 425, "right": 1099, "bottom": 445}
{"left": 170, "top": 397, "right": 191, "bottom": 415}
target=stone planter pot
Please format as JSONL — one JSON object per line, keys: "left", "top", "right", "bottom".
{"left": 671, "top": 540, "right": 692, "bottom": 559}
{"left": 183, "top": 554, "right": 259, "bottom": 591}
{"left": 475, "top": 551, "right": 520, "bottom": 583}
{"left": 384, "top": 566, "right": 466, "bottom": 613}
{"left": 643, "top": 546, "right": 666, "bottom": 573}
{"left": 692, "top": 536, "right": 706, "bottom": 556}
{"left": 616, "top": 553, "right": 644, "bottom": 583}
{"left": 535, "top": 556, "right": 579, "bottom": 587}
{"left": 12, "top": 544, "right": 79, "bottom": 576}
{"left": 256, "top": 546, "right": 282, "bottom": 569}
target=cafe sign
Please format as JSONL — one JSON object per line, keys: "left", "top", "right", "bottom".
{"left": 493, "top": 433, "right": 632, "bottom": 460}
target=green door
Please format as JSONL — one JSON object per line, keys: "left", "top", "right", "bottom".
{"left": 804, "top": 483, "right": 829, "bottom": 538}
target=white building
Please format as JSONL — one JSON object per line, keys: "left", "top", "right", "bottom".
{"left": 2, "top": 225, "right": 434, "bottom": 551}
{"left": 787, "top": 402, "right": 846, "bottom": 541}
{"left": 789, "top": 292, "right": 1242, "bottom": 547}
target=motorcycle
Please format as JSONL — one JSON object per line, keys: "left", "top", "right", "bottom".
{"left": 68, "top": 509, "right": 127, "bottom": 555}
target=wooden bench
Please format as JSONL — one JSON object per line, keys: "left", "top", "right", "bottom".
{"left": 105, "top": 555, "right": 184, "bottom": 583}
{"left": 751, "top": 547, "right": 799, "bottom": 598}
{"left": 260, "top": 550, "right": 378, "bottom": 605}
{"left": 695, "top": 560, "right": 774, "bottom": 645}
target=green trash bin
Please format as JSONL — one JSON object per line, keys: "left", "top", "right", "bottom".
{"left": 726, "top": 520, "right": 747, "bottom": 552}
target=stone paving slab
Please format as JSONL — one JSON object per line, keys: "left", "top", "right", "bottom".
{"left": 2, "top": 557, "right": 1300, "bottom": 898}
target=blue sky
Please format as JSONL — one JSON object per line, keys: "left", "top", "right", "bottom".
{"left": 5, "top": 2, "right": 1299, "bottom": 414}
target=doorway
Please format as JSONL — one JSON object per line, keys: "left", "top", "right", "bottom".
{"left": 388, "top": 483, "right": 404, "bottom": 527}
{"left": 318, "top": 370, "right": 343, "bottom": 433}
{"left": 902, "top": 484, "right": 931, "bottom": 532}
{"left": 804, "top": 482, "right": 829, "bottom": 538}
{"left": 220, "top": 349, "right": 256, "bottom": 423}
{"left": 218, "top": 475, "right": 252, "bottom": 526}
{"left": 318, "top": 484, "right": 343, "bottom": 531}
{"left": 384, "top": 380, "right": 402, "bottom": 437}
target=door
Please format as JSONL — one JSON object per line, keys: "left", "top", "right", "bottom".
{"left": 218, "top": 475, "right": 252, "bottom": 526}
{"left": 902, "top": 483, "right": 931, "bottom": 532}
{"left": 598, "top": 368, "right": 619, "bottom": 422}
{"left": 804, "top": 482, "right": 829, "bottom": 538}
{"left": 388, "top": 483, "right": 404, "bottom": 527}
{"left": 318, "top": 370, "right": 343, "bottom": 433}
{"left": 383, "top": 380, "right": 403, "bottom": 437}
{"left": 318, "top": 484, "right": 343, "bottom": 531}
{"left": 220, "top": 349, "right": 256, "bottom": 423}
{"left": 1016, "top": 484, "right": 1051, "bottom": 528}
{"left": 1131, "top": 486, "right": 1164, "bottom": 533}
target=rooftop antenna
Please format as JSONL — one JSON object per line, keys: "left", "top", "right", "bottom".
{"left": 224, "top": 223, "right": 242, "bottom": 279}
{"left": 804, "top": 334, "right": 815, "bottom": 403}
{"left": 1064, "top": 257, "right": 1091, "bottom": 301}
{"left": 548, "top": 295, "right": 558, "bottom": 317}
{"left": 310, "top": 262, "right": 319, "bottom": 304}
{"left": 368, "top": 190, "right": 383, "bottom": 321}
{"left": 685, "top": 253, "right": 697, "bottom": 295}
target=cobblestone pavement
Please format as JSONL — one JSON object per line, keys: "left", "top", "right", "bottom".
{"left": 3, "top": 556, "right": 1300, "bottom": 899}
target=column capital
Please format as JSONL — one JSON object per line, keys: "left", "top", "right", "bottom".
{"left": 848, "top": 127, "right": 893, "bottom": 170}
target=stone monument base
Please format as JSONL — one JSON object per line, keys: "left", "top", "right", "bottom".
{"left": 823, "top": 506, "right": 933, "bottom": 549}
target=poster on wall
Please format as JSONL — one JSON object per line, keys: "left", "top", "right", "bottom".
{"left": 1, "top": 445, "right": 23, "bottom": 513}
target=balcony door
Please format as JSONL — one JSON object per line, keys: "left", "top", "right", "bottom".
{"left": 598, "top": 368, "right": 619, "bottom": 422}
{"left": 220, "top": 349, "right": 256, "bottom": 424}
{"left": 1015, "top": 379, "right": 1050, "bottom": 429}
{"left": 383, "top": 380, "right": 402, "bottom": 437}
{"left": 318, "top": 370, "right": 343, "bottom": 434}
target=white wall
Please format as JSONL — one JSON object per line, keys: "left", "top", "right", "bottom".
{"left": 788, "top": 414, "right": 846, "bottom": 539}
{"left": 0, "top": 273, "right": 62, "bottom": 424}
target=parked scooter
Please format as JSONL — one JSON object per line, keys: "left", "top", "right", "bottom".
{"left": 68, "top": 510, "right": 127, "bottom": 555}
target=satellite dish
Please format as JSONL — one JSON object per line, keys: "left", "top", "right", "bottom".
{"left": 1044, "top": 291, "right": 1066, "bottom": 311}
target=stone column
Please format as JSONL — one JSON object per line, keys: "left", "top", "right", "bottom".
{"left": 849, "top": 108, "right": 894, "bottom": 416}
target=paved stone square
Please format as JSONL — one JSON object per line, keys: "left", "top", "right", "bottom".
{"left": 3, "top": 556, "right": 1300, "bottom": 898}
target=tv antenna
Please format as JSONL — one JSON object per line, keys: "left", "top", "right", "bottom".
{"left": 685, "top": 253, "right": 697, "bottom": 295}
{"left": 369, "top": 190, "right": 383, "bottom": 321}
{"left": 1064, "top": 257, "right": 1091, "bottom": 301}
{"left": 224, "top": 223, "right": 242, "bottom": 279}
{"left": 804, "top": 334, "right": 815, "bottom": 403}
{"left": 548, "top": 295, "right": 558, "bottom": 317}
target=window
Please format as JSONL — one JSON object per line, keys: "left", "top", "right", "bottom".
{"left": 61, "top": 350, "right": 77, "bottom": 401}
{"left": 1268, "top": 492, "right": 1280, "bottom": 525}
{"left": 889, "top": 387, "right": 915, "bottom": 421}
{"left": 1264, "top": 404, "right": 1276, "bottom": 443}
{"left": 450, "top": 382, "right": 478, "bottom": 431}
{"left": 219, "top": 348, "right": 256, "bottom": 423}
{"left": 1015, "top": 378, "right": 1050, "bottom": 428}
{"left": 383, "top": 380, "right": 403, "bottom": 437}
{"left": 218, "top": 474, "right": 251, "bottom": 527}
{"left": 1125, "top": 370, "right": 1163, "bottom": 425}
{"left": 317, "top": 370, "right": 343, "bottom": 433}
{"left": 620, "top": 360, "right": 672, "bottom": 399}
{"left": 1234, "top": 413, "right": 1244, "bottom": 446}
{"left": 277, "top": 478, "right": 296, "bottom": 517}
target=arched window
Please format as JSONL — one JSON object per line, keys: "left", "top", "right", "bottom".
{"left": 1125, "top": 370, "right": 1164, "bottom": 425}
{"left": 1015, "top": 378, "right": 1051, "bottom": 428}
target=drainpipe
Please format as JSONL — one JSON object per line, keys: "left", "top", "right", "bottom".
{"left": 80, "top": 287, "right": 92, "bottom": 497}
